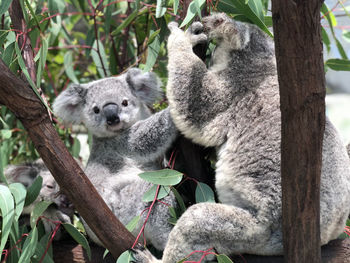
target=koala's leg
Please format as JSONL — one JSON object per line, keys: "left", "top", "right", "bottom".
{"left": 133, "top": 202, "right": 275, "bottom": 263}
{"left": 166, "top": 23, "right": 232, "bottom": 147}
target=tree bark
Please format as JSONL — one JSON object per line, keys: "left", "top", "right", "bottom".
{"left": 0, "top": 59, "right": 136, "bottom": 260}
{"left": 272, "top": 1, "right": 325, "bottom": 262}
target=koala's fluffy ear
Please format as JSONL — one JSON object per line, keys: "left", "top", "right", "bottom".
{"left": 5, "top": 164, "right": 39, "bottom": 187}
{"left": 126, "top": 68, "right": 163, "bottom": 106}
{"left": 53, "top": 84, "right": 87, "bottom": 124}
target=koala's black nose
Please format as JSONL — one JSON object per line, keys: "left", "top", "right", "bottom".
{"left": 103, "top": 103, "right": 120, "bottom": 125}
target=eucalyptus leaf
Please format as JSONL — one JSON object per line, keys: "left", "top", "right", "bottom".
{"left": 0, "top": 0, "right": 13, "bottom": 16}
{"left": 195, "top": 182, "right": 215, "bottom": 203}
{"left": 9, "top": 182, "right": 27, "bottom": 221}
{"left": 63, "top": 223, "right": 91, "bottom": 260}
{"left": 142, "top": 185, "right": 171, "bottom": 202}
{"left": 117, "top": 250, "right": 134, "bottom": 263}
{"left": 24, "top": 175, "right": 43, "bottom": 207}
{"left": 64, "top": 51, "right": 79, "bottom": 84}
{"left": 217, "top": 254, "right": 234, "bottom": 263}
{"left": 91, "top": 40, "right": 111, "bottom": 78}
{"left": 139, "top": 169, "right": 183, "bottom": 186}
{"left": 0, "top": 185, "right": 15, "bottom": 259}
{"left": 126, "top": 215, "right": 140, "bottom": 232}
{"left": 1, "top": 129, "right": 12, "bottom": 139}
{"left": 18, "top": 227, "right": 38, "bottom": 263}
{"left": 156, "top": 0, "right": 167, "bottom": 18}
{"left": 180, "top": 0, "right": 206, "bottom": 28}
{"left": 30, "top": 201, "right": 52, "bottom": 228}
{"left": 325, "top": 59, "right": 350, "bottom": 71}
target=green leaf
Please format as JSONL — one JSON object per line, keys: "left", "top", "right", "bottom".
{"left": 72, "top": 136, "right": 81, "bottom": 158}
{"left": 18, "top": 227, "right": 38, "bottom": 263}
{"left": 321, "top": 27, "right": 331, "bottom": 53}
{"left": 1, "top": 129, "right": 12, "bottom": 139}
{"left": 168, "top": 206, "right": 176, "bottom": 218}
{"left": 64, "top": 50, "right": 79, "bottom": 84}
{"left": 24, "top": 175, "right": 43, "bottom": 206}
{"left": 0, "top": 0, "right": 13, "bottom": 16}
{"left": 15, "top": 42, "right": 51, "bottom": 112}
{"left": 335, "top": 38, "right": 348, "bottom": 60}
{"left": 224, "top": 0, "right": 272, "bottom": 37}
{"left": 195, "top": 182, "right": 215, "bottom": 203}
{"left": 48, "top": 0, "right": 65, "bottom": 22}
{"left": 32, "top": 242, "right": 55, "bottom": 263}
{"left": 0, "top": 185, "right": 15, "bottom": 260}
{"left": 180, "top": 0, "right": 206, "bottom": 28}
{"left": 63, "top": 223, "right": 91, "bottom": 260}
{"left": 217, "top": 254, "right": 234, "bottom": 263}
{"left": 142, "top": 185, "right": 171, "bottom": 202}
{"left": 144, "top": 28, "right": 161, "bottom": 71}
{"left": 126, "top": 215, "right": 140, "bottom": 232}
{"left": 147, "top": 29, "right": 161, "bottom": 45}
{"left": 103, "top": 249, "right": 109, "bottom": 259}
{"left": 91, "top": 40, "right": 111, "bottom": 78}
{"left": 171, "top": 187, "right": 186, "bottom": 214}
{"left": 9, "top": 183, "right": 27, "bottom": 221}
{"left": 156, "top": 0, "right": 167, "bottom": 18}
{"left": 325, "top": 59, "right": 350, "bottom": 71}
{"left": 117, "top": 250, "right": 134, "bottom": 263}
{"left": 173, "top": 0, "right": 179, "bottom": 15}
{"left": 111, "top": 9, "right": 139, "bottom": 36}
{"left": 36, "top": 37, "right": 48, "bottom": 87}
{"left": 30, "top": 201, "right": 52, "bottom": 228}
{"left": 343, "top": 30, "right": 350, "bottom": 43}
{"left": 104, "top": 0, "right": 113, "bottom": 34}
{"left": 138, "top": 169, "right": 183, "bottom": 186}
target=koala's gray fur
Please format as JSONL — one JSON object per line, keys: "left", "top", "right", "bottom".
{"left": 5, "top": 159, "right": 74, "bottom": 239}
{"left": 133, "top": 14, "right": 350, "bottom": 262}
{"left": 53, "top": 69, "right": 177, "bottom": 250}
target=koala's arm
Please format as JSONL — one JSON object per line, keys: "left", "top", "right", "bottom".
{"left": 166, "top": 23, "right": 236, "bottom": 147}
{"left": 121, "top": 108, "right": 177, "bottom": 162}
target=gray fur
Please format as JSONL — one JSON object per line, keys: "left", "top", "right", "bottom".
{"left": 133, "top": 14, "right": 350, "bottom": 262}
{"left": 5, "top": 159, "right": 74, "bottom": 240}
{"left": 53, "top": 68, "right": 177, "bottom": 250}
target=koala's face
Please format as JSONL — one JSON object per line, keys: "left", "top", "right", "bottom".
{"left": 202, "top": 13, "right": 231, "bottom": 40}
{"left": 53, "top": 68, "right": 163, "bottom": 138}
{"left": 81, "top": 77, "right": 145, "bottom": 137}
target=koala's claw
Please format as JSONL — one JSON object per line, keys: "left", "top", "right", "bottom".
{"left": 168, "top": 21, "right": 179, "bottom": 31}
{"left": 186, "top": 22, "right": 204, "bottom": 35}
{"left": 130, "top": 245, "right": 160, "bottom": 263}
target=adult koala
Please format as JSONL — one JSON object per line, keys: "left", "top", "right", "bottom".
{"left": 133, "top": 13, "right": 350, "bottom": 262}
{"left": 53, "top": 69, "right": 177, "bottom": 250}
{"left": 5, "top": 159, "right": 74, "bottom": 239}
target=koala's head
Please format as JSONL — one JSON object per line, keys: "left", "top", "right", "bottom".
{"left": 53, "top": 68, "right": 163, "bottom": 138}
{"left": 5, "top": 160, "right": 74, "bottom": 216}
{"left": 202, "top": 13, "right": 230, "bottom": 39}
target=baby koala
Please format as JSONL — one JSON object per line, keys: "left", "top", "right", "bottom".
{"left": 53, "top": 68, "right": 177, "bottom": 250}
{"left": 5, "top": 159, "right": 74, "bottom": 239}
{"left": 132, "top": 13, "right": 350, "bottom": 262}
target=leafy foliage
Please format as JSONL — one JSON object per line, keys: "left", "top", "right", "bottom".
{"left": 0, "top": 0, "right": 349, "bottom": 261}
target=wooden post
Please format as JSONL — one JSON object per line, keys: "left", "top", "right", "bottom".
{"left": 272, "top": 0, "right": 325, "bottom": 262}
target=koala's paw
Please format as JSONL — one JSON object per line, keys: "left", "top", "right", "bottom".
{"left": 185, "top": 22, "right": 208, "bottom": 47}
{"left": 168, "top": 21, "right": 179, "bottom": 32}
{"left": 130, "top": 245, "right": 161, "bottom": 263}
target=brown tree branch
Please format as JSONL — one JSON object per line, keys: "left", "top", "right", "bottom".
{"left": 0, "top": 58, "right": 136, "bottom": 259}
{"left": 272, "top": 0, "right": 325, "bottom": 262}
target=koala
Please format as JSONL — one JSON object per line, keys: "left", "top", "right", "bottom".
{"left": 5, "top": 159, "right": 74, "bottom": 239}
{"left": 132, "top": 14, "right": 350, "bottom": 262}
{"left": 53, "top": 68, "right": 177, "bottom": 250}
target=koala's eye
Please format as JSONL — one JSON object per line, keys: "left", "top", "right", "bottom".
{"left": 214, "top": 18, "right": 224, "bottom": 27}
{"left": 122, "top": 100, "right": 128, "bottom": 107}
{"left": 93, "top": 106, "right": 100, "bottom": 114}
{"left": 46, "top": 184, "right": 54, "bottom": 189}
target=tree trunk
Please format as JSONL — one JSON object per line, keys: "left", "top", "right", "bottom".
{"left": 272, "top": 1, "right": 325, "bottom": 262}
{"left": 0, "top": 59, "right": 136, "bottom": 260}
